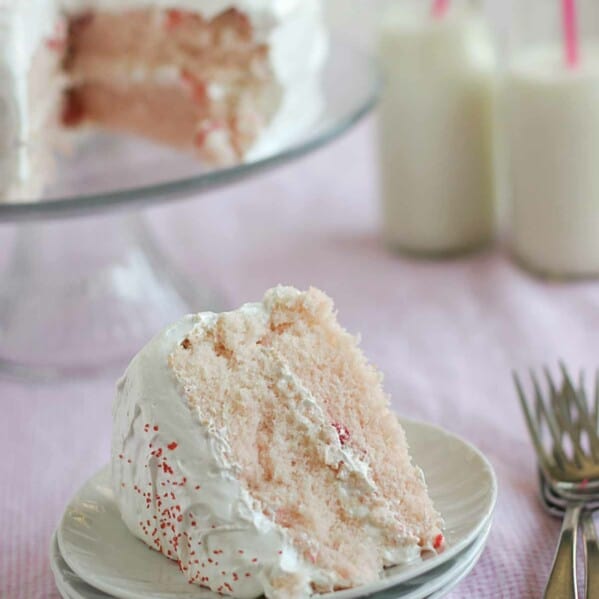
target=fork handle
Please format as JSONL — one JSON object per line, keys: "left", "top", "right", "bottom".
{"left": 583, "top": 510, "right": 599, "bottom": 599}
{"left": 544, "top": 503, "right": 582, "bottom": 599}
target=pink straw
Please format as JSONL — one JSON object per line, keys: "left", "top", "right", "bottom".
{"left": 431, "top": 0, "right": 450, "bottom": 19}
{"left": 562, "top": 0, "right": 580, "bottom": 68}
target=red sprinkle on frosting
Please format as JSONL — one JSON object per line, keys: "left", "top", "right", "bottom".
{"left": 332, "top": 422, "right": 351, "bottom": 446}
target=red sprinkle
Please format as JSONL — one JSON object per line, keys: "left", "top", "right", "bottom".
{"left": 45, "top": 20, "right": 67, "bottom": 50}
{"left": 167, "top": 442, "right": 178, "bottom": 451}
{"left": 332, "top": 422, "right": 351, "bottom": 446}
{"left": 46, "top": 37, "right": 66, "bottom": 51}
{"left": 181, "top": 69, "right": 207, "bottom": 104}
{"left": 165, "top": 9, "right": 184, "bottom": 30}
{"left": 433, "top": 534, "right": 444, "bottom": 550}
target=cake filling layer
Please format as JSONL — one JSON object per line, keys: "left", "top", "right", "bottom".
{"left": 61, "top": 9, "right": 280, "bottom": 163}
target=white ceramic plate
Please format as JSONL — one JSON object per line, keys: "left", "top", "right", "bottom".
{"left": 51, "top": 521, "right": 491, "bottom": 599}
{"left": 57, "top": 419, "right": 497, "bottom": 599}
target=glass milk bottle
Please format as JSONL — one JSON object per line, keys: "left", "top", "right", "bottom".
{"left": 377, "top": 0, "right": 498, "bottom": 256}
{"left": 506, "top": 0, "right": 599, "bottom": 277}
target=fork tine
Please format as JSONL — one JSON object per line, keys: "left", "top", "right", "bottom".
{"left": 546, "top": 366, "right": 588, "bottom": 471}
{"left": 559, "top": 364, "right": 591, "bottom": 465}
{"left": 546, "top": 367, "right": 586, "bottom": 470}
{"left": 572, "top": 369, "right": 599, "bottom": 460}
{"left": 545, "top": 367, "right": 571, "bottom": 428}
{"left": 562, "top": 364, "right": 594, "bottom": 424}
{"left": 545, "top": 367, "right": 576, "bottom": 446}
{"left": 531, "top": 370, "right": 567, "bottom": 467}
{"left": 514, "top": 372, "right": 553, "bottom": 472}
{"left": 561, "top": 364, "right": 599, "bottom": 435}
{"left": 579, "top": 399, "right": 599, "bottom": 462}
{"left": 579, "top": 368, "right": 599, "bottom": 443}
{"left": 559, "top": 367, "right": 584, "bottom": 432}
{"left": 559, "top": 377, "right": 576, "bottom": 429}
{"left": 595, "top": 369, "right": 599, "bottom": 433}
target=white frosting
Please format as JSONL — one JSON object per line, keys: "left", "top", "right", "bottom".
{"left": 0, "top": 0, "right": 61, "bottom": 198}
{"left": 59, "top": 0, "right": 313, "bottom": 30}
{"left": 112, "top": 288, "right": 427, "bottom": 598}
{"left": 114, "top": 310, "right": 322, "bottom": 599}
{"left": 0, "top": 0, "right": 326, "bottom": 201}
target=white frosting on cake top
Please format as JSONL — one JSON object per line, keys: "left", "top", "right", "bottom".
{"left": 112, "top": 288, "right": 426, "bottom": 598}
{"left": 59, "top": 0, "right": 313, "bottom": 29}
{"left": 0, "top": 0, "right": 317, "bottom": 61}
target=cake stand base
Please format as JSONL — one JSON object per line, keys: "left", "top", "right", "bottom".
{"left": 0, "top": 212, "right": 223, "bottom": 381}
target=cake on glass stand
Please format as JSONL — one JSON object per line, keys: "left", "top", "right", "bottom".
{"left": 0, "top": 39, "right": 380, "bottom": 380}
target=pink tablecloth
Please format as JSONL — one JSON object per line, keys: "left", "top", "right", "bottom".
{"left": 2, "top": 118, "right": 598, "bottom": 598}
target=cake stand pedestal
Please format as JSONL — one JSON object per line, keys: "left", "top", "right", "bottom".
{"left": 0, "top": 38, "right": 379, "bottom": 380}
{"left": 0, "top": 211, "right": 219, "bottom": 380}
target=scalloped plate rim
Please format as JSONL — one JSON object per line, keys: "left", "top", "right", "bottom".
{"left": 51, "top": 520, "right": 492, "bottom": 599}
{"left": 57, "top": 418, "right": 497, "bottom": 599}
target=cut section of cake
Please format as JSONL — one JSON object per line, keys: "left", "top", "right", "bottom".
{"left": 112, "top": 286, "right": 443, "bottom": 599}
{"left": 0, "top": 0, "right": 327, "bottom": 201}
{"left": 59, "top": 1, "right": 326, "bottom": 165}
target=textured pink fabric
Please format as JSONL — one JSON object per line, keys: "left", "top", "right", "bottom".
{"left": 1, "top": 119, "right": 596, "bottom": 598}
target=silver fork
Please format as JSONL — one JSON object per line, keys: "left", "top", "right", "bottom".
{"left": 583, "top": 510, "right": 599, "bottom": 599}
{"left": 539, "top": 473, "right": 599, "bottom": 599}
{"left": 514, "top": 366, "right": 599, "bottom": 599}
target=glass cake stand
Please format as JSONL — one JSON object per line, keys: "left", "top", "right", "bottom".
{"left": 0, "top": 39, "right": 380, "bottom": 381}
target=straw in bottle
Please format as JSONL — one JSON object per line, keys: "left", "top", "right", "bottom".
{"left": 431, "top": 0, "right": 450, "bottom": 19}
{"left": 562, "top": 0, "right": 580, "bottom": 68}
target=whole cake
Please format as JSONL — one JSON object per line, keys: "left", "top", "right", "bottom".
{"left": 0, "top": 1, "right": 327, "bottom": 201}
{"left": 112, "top": 286, "right": 443, "bottom": 598}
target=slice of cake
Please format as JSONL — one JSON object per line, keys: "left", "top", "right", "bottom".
{"left": 112, "top": 286, "right": 443, "bottom": 598}
{"left": 0, "top": 0, "right": 327, "bottom": 201}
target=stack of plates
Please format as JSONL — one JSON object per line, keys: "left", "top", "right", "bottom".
{"left": 51, "top": 419, "right": 497, "bottom": 599}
